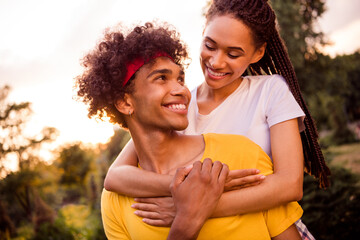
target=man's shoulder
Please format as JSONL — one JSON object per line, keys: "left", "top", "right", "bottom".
{"left": 204, "top": 133, "right": 257, "bottom": 147}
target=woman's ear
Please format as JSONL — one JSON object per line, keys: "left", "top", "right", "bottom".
{"left": 250, "top": 43, "right": 267, "bottom": 64}
{"left": 115, "top": 93, "right": 134, "bottom": 115}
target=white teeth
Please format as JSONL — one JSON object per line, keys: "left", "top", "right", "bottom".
{"left": 168, "top": 104, "right": 186, "bottom": 110}
{"left": 208, "top": 67, "right": 226, "bottom": 77}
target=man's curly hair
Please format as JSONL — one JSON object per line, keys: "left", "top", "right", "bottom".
{"left": 74, "top": 22, "right": 189, "bottom": 128}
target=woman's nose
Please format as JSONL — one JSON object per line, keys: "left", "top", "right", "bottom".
{"left": 209, "top": 51, "right": 226, "bottom": 69}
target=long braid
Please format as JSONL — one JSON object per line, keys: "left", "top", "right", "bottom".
{"left": 207, "top": 0, "right": 330, "bottom": 187}
{"left": 267, "top": 32, "right": 331, "bottom": 187}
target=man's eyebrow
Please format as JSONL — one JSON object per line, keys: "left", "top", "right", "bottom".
{"left": 147, "top": 69, "right": 172, "bottom": 78}
{"left": 205, "top": 36, "right": 245, "bottom": 53}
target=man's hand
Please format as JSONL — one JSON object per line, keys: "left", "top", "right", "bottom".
{"left": 167, "top": 158, "right": 229, "bottom": 240}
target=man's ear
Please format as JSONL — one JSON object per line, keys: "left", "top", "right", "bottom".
{"left": 115, "top": 93, "right": 134, "bottom": 115}
{"left": 250, "top": 43, "right": 267, "bottom": 64}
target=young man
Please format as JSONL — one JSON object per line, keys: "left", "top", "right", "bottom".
{"left": 75, "top": 22, "right": 302, "bottom": 240}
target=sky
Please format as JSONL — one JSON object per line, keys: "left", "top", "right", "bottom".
{"left": 1, "top": 0, "right": 360, "bottom": 155}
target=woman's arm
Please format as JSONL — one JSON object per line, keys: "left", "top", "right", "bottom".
{"left": 104, "top": 139, "right": 173, "bottom": 197}
{"left": 104, "top": 138, "right": 263, "bottom": 198}
{"left": 212, "top": 118, "right": 304, "bottom": 216}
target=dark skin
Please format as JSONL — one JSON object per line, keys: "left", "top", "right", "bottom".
{"left": 105, "top": 15, "right": 303, "bottom": 227}
{"left": 168, "top": 159, "right": 228, "bottom": 240}
{"left": 114, "top": 57, "right": 228, "bottom": 239}
{"left": 111, "top": 57, "right": 301, "bottom": 239}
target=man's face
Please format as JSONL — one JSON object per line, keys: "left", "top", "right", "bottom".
{"left": 130, "top": 57, "right": 191, "bottom": 131}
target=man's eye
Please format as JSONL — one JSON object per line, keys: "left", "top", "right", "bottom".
{"left": 178, "top": 77, "right": 185, "bottom": 84}
{"left": 156, "top": 75, "right": 166, "bottom": 80}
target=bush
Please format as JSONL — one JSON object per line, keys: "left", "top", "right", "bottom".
{"left": 32, "top": 221, "right": 74, "bottom": 240}
{"left": 300, "top": 166, "right": 360, "bottom": 240}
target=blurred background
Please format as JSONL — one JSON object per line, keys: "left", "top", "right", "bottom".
{"left": 1, "top": 0, "right": 359, "bottom": 239}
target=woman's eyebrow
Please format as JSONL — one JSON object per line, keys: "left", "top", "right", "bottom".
{"left": 205, "top": 36, "right": 244, "bottom": 53}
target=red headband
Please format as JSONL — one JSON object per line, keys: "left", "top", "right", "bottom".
{"left": 123, "top": 52, "right": 174, "bottom": 86}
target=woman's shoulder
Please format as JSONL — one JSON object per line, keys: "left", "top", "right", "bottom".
{"left": 246, "top": 74, "right": 285, "bottom": 84}
{"left": 245, "top": 74, "right": 287, "bottom": 93}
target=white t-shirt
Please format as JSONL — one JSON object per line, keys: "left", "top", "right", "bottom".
{"left": 184, "top": 74, "right": 305, "bottom": 159}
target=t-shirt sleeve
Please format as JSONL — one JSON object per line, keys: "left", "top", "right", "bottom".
{"left": 255, "top": 148, "right": 273, "bottom": 176}
{"left": 101, "top": 189, "right": 130, "bottom": 240}
{"left": 265, "top": 75, "right": 305, "bottom": 131}
{"left": 263, "top": 201, "right": 303, "bottom": 237}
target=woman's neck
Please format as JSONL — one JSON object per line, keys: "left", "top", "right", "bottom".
{"left": 197, "top": 77, "right": 243, "bottom": 115}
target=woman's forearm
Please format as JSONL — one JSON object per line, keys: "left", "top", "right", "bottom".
{"left": 104, "top": 165, "right": 172, "bottom": 197}
{"left": 212, "top": 119, "right": 304, "bottom": 217}
{"left": 212, "top": 172, "right": 302, "bottom": 217}
{"left": 103, "top": 139, "right": 172, "bottom": 197}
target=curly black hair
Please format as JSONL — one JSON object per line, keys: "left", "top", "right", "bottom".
{"left": 74, "top": 22, "right": 189, "bottom": 128}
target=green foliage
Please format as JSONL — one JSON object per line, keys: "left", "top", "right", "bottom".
{"left": 32, "top": 221, "right": 74, "bottom": 240}
{"left": 11, "top": 223, "right": 34, "bottom": 240}
{"left": 56, "top": 144, "right": 95, "bottom": 187}
{"left": 301, "top": 166, "right": 360, "bottom": 240}
{"left": 104, "top": 128, "right": 131, "bottom": 165}
{"left": 272, "top": 1, "right": 360, "bottom": 144}
{"left": 0, "top": 85, "right": 59, "bottom": 176}
{"left": 272, "top": 0, "right": 325, "bottom": 68}
{"left": 56, "top": 204, "right": 104, "bottom": 240}
{"left": 0, "top": 166, "right": 58, "bottom": 229}
{"left": 300, "top": 143, "right": 360, "bottom": 239}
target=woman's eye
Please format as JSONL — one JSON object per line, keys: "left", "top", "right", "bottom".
{"left": 228, "top": 52, "right": 241, "bottom": 58}
{"left": 205, "top": 42, "right": 215, "bottom": 50}
{"left": 228, "top": 53, "right": 240, "bottom": 58}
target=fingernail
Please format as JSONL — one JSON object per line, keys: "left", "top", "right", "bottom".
{"left": 260, "top": 175, "right": 266, "bottom": 180}
{"left": 134, "top": 211, "right": 139, "bottom": 215}
{"left": 134, "top": 198, "right": 139, "bottom": 202}
{"left": 256, "top": 169, "right": 260, "bottom": 173}
{"left": 131, "top": 204, "right": 135, "bottom": 208}
{"left": 185, "top": 165, "right": 193, "bottom": 169}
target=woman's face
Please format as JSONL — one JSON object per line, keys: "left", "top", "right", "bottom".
{"left": 129, "top": 57, "right": 191, "bottom": 131}
{"left": 200, "top": 15, "right": 265, "bottom": 90}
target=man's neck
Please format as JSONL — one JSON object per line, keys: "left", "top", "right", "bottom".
{"left": 129, "top": 126, "right": 204, "bottom": 175}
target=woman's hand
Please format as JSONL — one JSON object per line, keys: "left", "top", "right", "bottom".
{"left": 132, "top": 197, "right": 175, "bottom": 227}
{"left": 224, "top": 169, "right": 265, "bottom": 191}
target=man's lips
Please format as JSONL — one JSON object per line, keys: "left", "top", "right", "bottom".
{"left": 164, "top": 103, "right": 187, "bottom": 110}
{"left": 163, "top": 103, "right": 188, "bottom": 114}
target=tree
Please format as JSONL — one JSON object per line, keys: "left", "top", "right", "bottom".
{"left": 0, "top": 85, "right": 58, "bottom": 176}
{"left": 272, "top": 1, "right": 360, "bottom": 144}
{"left": 0, "top": 85, "right": 59, "bottom": 237}
{"left": 54, "top": 143, "right": 96, "bottom": 204}
{"left": 300, "top": 166, "right": 360, "bottom": 240}
{"left": 272, "top": 0, "right": 326, "bottom": 68}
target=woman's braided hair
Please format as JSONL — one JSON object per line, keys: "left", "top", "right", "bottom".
{"left": 206, "top": 0, "right": 330, "bottom": 188}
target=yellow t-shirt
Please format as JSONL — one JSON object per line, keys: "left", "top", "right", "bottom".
{"left": 101, "top": 133, "right": 303, "bottom": 240}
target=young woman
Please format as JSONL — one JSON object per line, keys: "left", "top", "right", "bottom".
{"left": 75, "top": 21, "right": 303, "bottom": 240}
{"left": 104, "top": 0, "right": 330, "bottom": 238}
